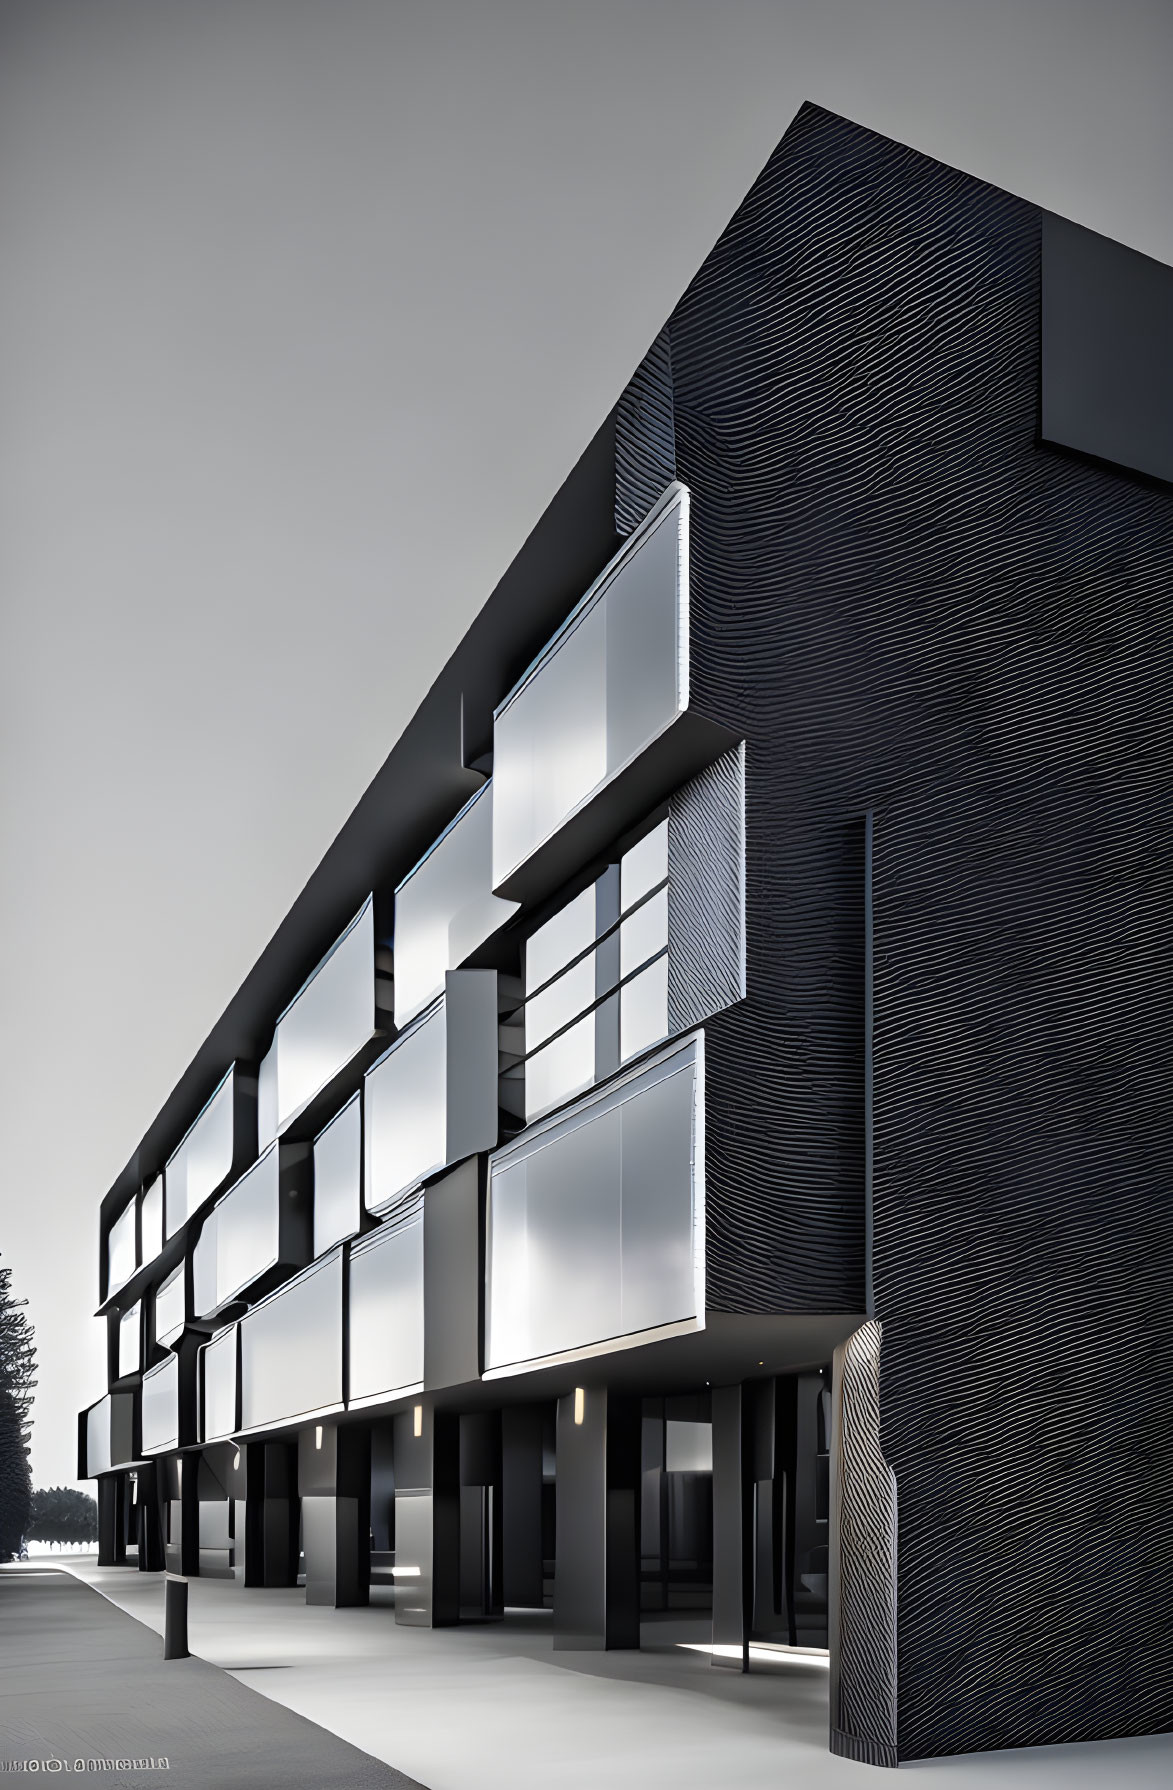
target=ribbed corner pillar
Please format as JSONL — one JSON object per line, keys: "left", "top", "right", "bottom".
{"left": 554, "top": 1387, "right": 640, "bottom": 1651}
{"left": 392, "top": 1401, "right": 460, "bottom": 1626}
{"left": 298, "top": 1424, "right": 371, "bottom": 1607}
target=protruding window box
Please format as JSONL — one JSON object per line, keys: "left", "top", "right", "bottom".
{"left": 199, "top": 1323, "right": 240, "bottom": 1444}
{"left": 78, "top": 1392, "right": 137, "bottom": 1478}
{"left": 191, "top": 1142, "right": 312, "bottom": 1323}
{"left": 272, "top": 895, "right": 394, "bottom": 1141}
{"left": 115, "top": 1302, "right": 141, "bottom": 1381}
{"left": 485, "top": 1033, "right": 704, "bottom": 1376}
{"left": 491, "top": 485, "right": 734, "bottom": 906}
{"left": 347, "top": 1202, "right": 425, "bottom": 1409}
{"left": 238, "top": 1250, "right": 344, "bottom": 1436}
{"left": 140, "top": 1176, "right": 164, "bottom": 1268}
{"left": 140, "top": 1345, "right": 198, "bottom": 1455}
{"left": 164, "top": 1065, "right": 257, "bottom": 1240}
{"left": 364, "top": 971, "right": 499, "bottom": 1217}
{"left": 104, "top": 1199, "right": 138, "bottom": 1301}
{"left": 153, "top": 1259, "right": 190, "bottom": 1351}
{"left": 394, "top": 782, "right": 520, "bottom": 1029}
{"left": 313, "top": 1093, "right": 363, "bottom": 1259}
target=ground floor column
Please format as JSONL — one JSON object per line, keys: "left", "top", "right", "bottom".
{"left": 242, "top": 1441, "right": 299, "bottom": 1588}
{"left": 553, "top": 1387, "right": 640, "bottom": 1651}
{"left": 299, "top": 1423, "right": 371, "bottom": 1607}
{"left": 501, "top": 1404, "right": 545, "bottom": 1609}
{"left": 96, "top": 1474, "right": 125, "bottom": 1566}
{"left": 134, "top": 1460, "right": 165, "bottom": 1572}
{"left": 392, "top": 1401, "right": 460, "bottom": 1626}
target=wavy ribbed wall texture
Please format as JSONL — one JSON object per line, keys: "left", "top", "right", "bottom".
{"left": 615, "top": 104, "right": 1173, "bottom": 1758}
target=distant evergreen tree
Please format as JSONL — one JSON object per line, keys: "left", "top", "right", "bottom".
{"left": 0, "top": 1253, "right": 36, "bottom": 1559}
{"left": 27, "top": 1485, "right": 98, "bottom": 1546}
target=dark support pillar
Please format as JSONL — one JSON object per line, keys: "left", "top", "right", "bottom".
{"left": 392, "top": 1402, "right": 460, "bottom": 1627}
{"left": 711, "top": 1383, "right": 754, "bottom": 1670}
{"left": 97, "top": 1475, "right": 125, "bottom": 1566}
{"left": 299, "top": 1424, "right": 371, "bottom": 1607}
{"left": 459, "top": 1412, "right": 503, "bottom": 1621}
{"left": 135, "top": 1461, "right": 166, "bottom": 1572}
{"left": 501, "top": 1405, "right": 545, "bottom": 1609}
{"left": 162, "top": 1456, "right": 200, "bottom": 1578}
{"left": 242, "top": 1442, "right": 299, "bottom": 1587}
{"left": 554, "top": 1387, "right": 640, "bottom": 1651}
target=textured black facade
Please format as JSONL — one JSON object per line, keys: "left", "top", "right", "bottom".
{"left": 613, "top": 103, "right": 1173, "bottom": 1759}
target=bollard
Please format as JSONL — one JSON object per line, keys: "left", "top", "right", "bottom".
{"left": 163, "top": 1575, "right": 189, "bottom": 1660}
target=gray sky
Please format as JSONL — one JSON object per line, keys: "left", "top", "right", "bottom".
{"left": 1, "top": 0, "right": 1170, "bottom": 1492}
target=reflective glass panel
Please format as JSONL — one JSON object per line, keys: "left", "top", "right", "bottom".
{"left": 395, "top": 784, "right": 519, "bottom": 1028}
{"left": 142, "top": 1354, "right": 179, "bottom": 1453}
{"left": 364, "top": 1007, "right": 446, "bottom": 1213}
{"left": 619, "top": 886, "right": 669, "bottom": 980}
{"left": 665, "top": 1420, "right": 712, "bottom": 1473}
{"left": 276, "top": 898, "right": 375, "bottom": 1131}
{"left": 86, "top": 1400, "right": 111, "bottom": 1477}
{"left": 117, "top": 1303, "right": 140, "bottom": 1378}
{"left": 486, "top": 1039, "right": 700, "bottom": 1372}
{"left": 215, "top": 1145, "right": 279, "bottom": 1307}
{"left": 107, "top": 1202, "right": 137, "bottom": 1296}
{"left": 524, "top": 1013, "right": 595, "bottom": 1123}
{"left": 314, "top": 1094, "right": 361, "bottom": 1257}
{"left": 620, "top": 819, "right": 668, "bottom": 915}
{"left": 605, "top": 503, "right": 684, "bottom": 770}
{"left": 525, "top": 885, "right": 596, "bottom": 996}
{"left": 202, "top": 1326, "right": 237, "bottom": 1442}
{"left": 140, "top": 1178, "right": 164, "bottom": 1266}
{"left": 348, "top": 1211, "right": 424, "bottom": 1402}
{"left": 154, "top": 1265, "right": 185, "bottom": 1347}
{"left": 240, "top": 1252, "right": 343, "bottom": 1431}
{"left": 620, "top": 953, "right": 669, "bottom": 1063}
{"left": 166, "top": 1069, "right": 235, "bottom": 1236}
{"left": 525, "top": 951, "right": 596, "bottom": 1053}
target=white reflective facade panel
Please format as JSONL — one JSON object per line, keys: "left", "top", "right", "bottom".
{"left": 215, "top": 1144, "right": 280, "bottom": 1307}
{"left": 525, "top": 885, "right": 596, "bottom": 996}
{"left": 364, "top": 1004, "right": 446, "bottom": 1214}
{"left": 202, "top": 1326, "right": 237, "bottom": 1442}
{"left": 86, "top": 1400, "right": 112, "bottom": 1477}
{"left": 275, "top": 897, "right": 375, "bottom": 1131}
{"left": 314, "top": 1093, "right": 361, "bottom": 1258}
{"left": 118, "top": 1303, "right": 140, "bottom": 1379}
{"left": 665, "top": 1419, "right": 713, "bottom": 1473}
{"left": 620, "top": 819, "right": 668, "bottom": 915}
{"left": 257, "top": 1043, "right": 278, "bottom": 1152}
{"left": 155, "top": 1265, "right": 185, "bottom": 1347}
{"left": 525, "top": 950, "right": 595, "bottom": 1053}
{"left": 620, "top": 953, "right": 669, "bottom": 1063}
{"left": 107, "top": 1202, "right": 137, "bottom": 1296}
{"left": 524, "top": 1013, "right": 595, "bottom": 1124}
{"left": 486, "top": 1037, "right": 701, "bottom": 1371}
{"left": 142, "top": 1353, "right": 179, "bottom": 1454}
{"left": 348, "top": 1212, "right": 424, "bottom": 1403}
{"left": 165, "top": 1069, "right": 235, "bottom": 1237}
{"left": 395, "top": 784, "right": 519, "bottom": 1028}
{"left": 619, "top": 885, "right": 669, "bottom": 979}
{"left": 240, "top": 1252, "right": 343, "bottom": 1431}
{"left": 140, "top": 1177, "right": 164, "bottom": 1266}
{"left": 493, "top": 487, "right": 687, "bottom": 888}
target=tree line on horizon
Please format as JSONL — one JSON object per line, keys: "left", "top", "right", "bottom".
{"left": 0, "top": 1250, "right": 38, "bottom": 1559}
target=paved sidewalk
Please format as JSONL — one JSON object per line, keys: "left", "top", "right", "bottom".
{"left": 0, "top": 1567, "right": 425, "bottom": 1789}
{"left": 47, "top": 1557, "right": 1173, "bottom": 1790}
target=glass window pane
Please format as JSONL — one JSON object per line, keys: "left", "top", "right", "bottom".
{"left": 314, "top": 1094, "right": 361, "bottom": 1257}
{"left": 484, "top": 1161, "right": 530, "bottom": 1369}
{"left": 620, "top": 819, "right": 668, "bottom": 915}
{"left": 525, "top": 951, "right": 596, "bottom": 1053}
{"left": 107, "top": 1203, "right": 137, "bottom": 1295}
{"left": 525, "top": 885, "right": 596, "bottom": 996}
{"left": 348, "top": 1212, "right": 424, "bottom": 1402}
{"left": 118, "top": 1303, "right": 140, "bottom": 1378}
{"left": 155, "top": 1265, "right": 185, "bottom": 1347}
{"left": 619, "top": 885, "right": 669, "bottom": 979}
{"left": 605, "top": 504, "right": 684, "bottom": 769}
{"left": 215, "top": 1145, "right": 280, "bottom": 1307}
{"left": 142, "top": 1354, "right": 179, "bottom": 1453}
{"left": 202, "top": 1326, "right": 237, "bottom": 1442}
{"left": 140, "top": 1178, "right": 164, "bottom": 1266}
{"left": 525, "top": 1104, "right": 622, "bottom": 1359}
{"left": 87, "top": 1400, "right": 111, "bottom": 1477}
{"left": 618, "top": 1060, "right": 697, "bottom": 1333}
{"left": 364, "top": 1006, "right": 447, "bottom": 1213}
{"left": 665, "top": 1420, "right": 712, "bottom": 1473}
{"left": 620, "top": 954, "right": 669, "bottom": 1063}
{"left": 394, "top": 784, "right": 518, "bottom": 1028}
{"left": 276, "top": 898, "right": 375, "bottom": 1131}
{"left": 166, "top": 1069, "right": 235, "bottom": 1237}
{"left": 524, "top": 1013, "right": 595, "bottom": 1123}
{"left": 240, "top": 1254, "right": 343, "bottom": 1431}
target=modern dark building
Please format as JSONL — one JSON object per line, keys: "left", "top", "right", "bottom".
{"left": 79, "top": 105, "right": 1173, "bottom": 1768}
